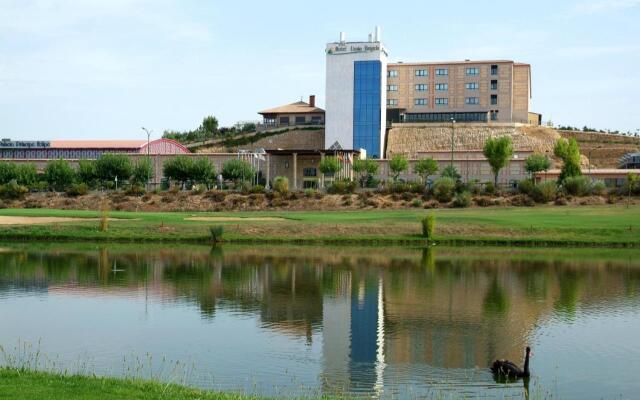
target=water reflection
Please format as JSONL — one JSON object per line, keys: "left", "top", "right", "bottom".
{"left": 1, "top": 245, "right": 639, "bottom": 399}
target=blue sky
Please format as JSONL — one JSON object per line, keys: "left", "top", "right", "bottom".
{"left": 1, "top": 0, "right": 639, "bottom": 140}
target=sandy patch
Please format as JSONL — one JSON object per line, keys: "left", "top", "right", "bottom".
{"left": 185, "top": 216, "right": 286, "bottom": 222}
{"left": 0, "top": 216, "right": 100, "bottom": 225}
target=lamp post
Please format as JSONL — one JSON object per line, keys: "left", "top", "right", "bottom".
{"left": 141, "top": 127, "right": 152, "bottom": 188}
{"left": 450, "top": 118, "right": 456, "bottom": 168}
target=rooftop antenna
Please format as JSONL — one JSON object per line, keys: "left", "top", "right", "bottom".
{"left": 340, "top": 32, "right": 346, "bottom": 43}
{"left": 374, "top": 26, "right": 381, "bottom": 42}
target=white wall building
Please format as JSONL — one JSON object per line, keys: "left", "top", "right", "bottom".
{"left": 325, "top": 28, "right": 388, "bottom": 159}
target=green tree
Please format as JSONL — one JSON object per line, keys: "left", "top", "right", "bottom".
{"left": 221, "top": 159, "right": 255, "bottom": 186}
{"left": 163, "top": 156, "right": 194, "bottom": 188}
{"left": 132, "top": 158, "right": 153, "bottom": 186}
{"left": 200, "top": 116, "right": 219, "bottom": 141}
{"left": 95, "top": 154, "right": 133, "bottom": 184}
{"left": 388, "top": 154, "right": 409, "bottom": 182}
{"left": 15, "top": 163, "right": 38, "bottom": 187}
{"left": 483, "top": 136, "right": 514, "bottom": 187}
{"left": 44, "top": 159, "right": 75, "bottom": 191}
{"left": 191, "top": 157, "right": 215, "bottom": 186}
{"left": 441, "top": 165, "right": 461, "bottom": 181}
{"left": 353, "top": 158, "right": 379, "bottom": 188}
{"left": 0, "top": 162, "right": 17, "bottom": 184}
{"left": 524, "top": 154, "right": 551, "bottom": 183}
{"left": 319, "top": 156, "right": 341, "bottom": 186}
{"left": 413, "top": 158, "right": 439, "bottom": 187}
{"left": 627, "top": 173, "right": 639, "bottom": 208}
{"left": 554, "top": 137, "right": 582, "bottom": 183}
{"left": 77, "top": 159, "right": 97, "bottom": 187}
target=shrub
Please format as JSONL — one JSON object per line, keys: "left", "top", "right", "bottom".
{"left": 0, "top": 181, "right": 28, "bottom": 199}
{"left": 125, "top": 184, "right": 146, "bottom": 196}
{"left": 44, "top": 159, "right": 76, "bottom": 191}
{"left": 411, "top": 198, "right": 423, "bottom": 208}
{"left": 16, "top": 163, "right": 38, "bottom": 187}
{"left": 388, "top": 154, "right": 409, "bottom": 181}
{"left": 250, "top": 184, "right": 265, "bottom": 194}
{"left": 518, "top": 179, "right": 535, "bottom": 196}
{"left": 209, "top": 226, "right": 224, "bottom": 243}
{"left": 353, "top": 159, "right": 379, "bottom": 188}
{"left": 563, "top": 176, "right": 592, "bottom": 196}
{"left": 554, "top": 137, "right": 582, "bottom": 183}
{"left": 484, "top": 181, "right": 495, "bottom": 195}
{"left": 433, "top": 177, "right": 455, "bottom": 202}
{"left": 272, "top": 176, "right": 289, "bottom": 195}
{"left": 441, "top": 165, "right": 462, "bottom": 181}
{"left": 163, "top": 156, "right": 194, "bottom": 188}
{"left": 190, "top": 184, "right": 205, "bottom": 195}
{"left": 421, "top": 214, "right": 435, "bottom": 240}
{"left": 191, "top": 157, "right": 215, "bottom": 186}
{"left": 531, "top": 181, "right": 557, "bottom": 203}
{"left": 0, "top": 162, "right": 17, "bottom": 185}
{"left": 304, "top": 188, "right": 317, "bottom": 197}
{"left": 96, "top": 154, "right": 133, "bottom": 184}
{"left": 221, "top": 159, "right": 255, "bottom": 187}
{"left": 452, "top": 191, "right": 472, "bottom": 208}
{"left": 591, "top": 181, "right": 607, "bottom": 196}
{"left": 327, "top": 179, "right": 356, "bottom": 194}
{"left": 132, "top": 158, "right": 153, "bottom": 186}
{"left": 65, "top": 183, "right": 89, "bottom": 197}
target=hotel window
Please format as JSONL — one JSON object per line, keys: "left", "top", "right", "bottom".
{"left": 490, "top": 110, "right": 499, "bottom": 121}
{"left": 491, "top": 65, "right": 499, "bottom": 75}
{"left": 466, "top": 82, "right": 479, "bottom": 90}
{"left": 435, "top": 98, "right": 448, "bottom": 106}
{"left": 435, "top": 83, "right": 448, "bottom": 91}
{"left": 388, "top": 70, "right": 398, "bottom": 78}
{"left": 415, "top": 84, "right": 428, "bottom": 91}
{"left": 491, "top": 94, "right": 498, "bottom": 105}
{"left": 435, "top": 68, "right": 448, "bottom": 76}
{"left": 415, "top": 69, "right": 428, "bottom": 76}
{"left": 465, "top": 97, "right": 479, "bottom": 105}
{"left": 466, "top": 67, "right": 480, "bottom": 76}
{"left": 279, "top": 116, "right": 290, "bottom": 125}
{"left": 295, "top": 116, "right": 305, "bottom": 124}
{"left": 387, "top": 99, "right": 398, "bottom": 106}
{"left": 303, "top": 168, "right": 317, "bottom": 177}
{"left": 491, "top": 80, "right": 498, "bottom": 90}
{"left": 414, "top": 98, "right": 428, "bottom": 106}
{"left": 387, "top": 84, "right": 398, "bottom": 91}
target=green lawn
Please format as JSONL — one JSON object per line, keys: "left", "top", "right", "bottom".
{"left": 0, "top": 205, "right": 638, "bottom": 246}
{"left": 0, "top": 369, "right": 260, "bottom": 400}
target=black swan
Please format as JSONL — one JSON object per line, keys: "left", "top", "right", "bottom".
{"left": 491, "top": 346, "right": 531, "bottom": 378}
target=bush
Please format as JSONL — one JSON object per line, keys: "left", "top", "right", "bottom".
{"left": 222, "top": 159, "right": 255, "bottom": 187}
{"left": 304, "top": 188, "right": 317, "bottom": 197}
{"left": 518, "top": 179, "right": 535, "bottom": 196}
{"left": 16, "top": 163, "right": 38, "bottom": 187}
{"left": 272, "top": 176, "right": 289, "bottom": 195}
{"left": 163, "top": 156, "right": 194, "bottom": 189}
{"left": 484, "top": 181, "right": 495, "bottom": 195}
{"left": 0, "top": 181, "right": 28, "bottom": 199}
{"left": 421, "top": 214, "right": 435, "bottom": 240}
{"left": 44, "top": 159, "right": 76, "bottom": 191}
{"left": 411, "top": 199, "right": 423, "bottom": 208}
{"left": 592, "top": 181, "right": 607, "bottom": 196}
{"left": 96, "top": 154, "right": 133, "bottom": 184}
{"left": 531, "top": 181, "right": 557, "bottom": 203}
{"left": 0, "top": 162, "right": 17, "bottom": 185}
{"left": 125, "top": 184, "right": 146, "bottom": 196}
{"left": 563, "top": 176, "right": 592, "bottom": 196}
{"left": 209, "top": 226, "right": 224, "bottom": 243}
{"left": 452, "top": 191, "right": 472, "bottom": 208}
{"left": 327, "top": 179, "right": 356, "bottom": 194}
{"left": 65, "top": 183, "right": 89, "bottom": 197}
{"left": 249, "top": 184, "right": 265, "bottom": 194}
{"left": 433, "top": 177, "right": 455, "bottom": 202}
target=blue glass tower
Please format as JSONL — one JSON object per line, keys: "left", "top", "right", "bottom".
{"left": 353, "top": 61, "right": 382, "bottom": 158}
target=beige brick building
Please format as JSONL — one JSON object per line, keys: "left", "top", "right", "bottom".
{"left": 386, "top": 60, "right": 531, "bottom": 124}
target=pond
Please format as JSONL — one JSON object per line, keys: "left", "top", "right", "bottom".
{"left": 1, "top": 244, "right": 639, "bottom": 399}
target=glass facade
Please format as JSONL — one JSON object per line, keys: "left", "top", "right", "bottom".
{"left": 353, "top": 60, "right": 382, "bottom": 158}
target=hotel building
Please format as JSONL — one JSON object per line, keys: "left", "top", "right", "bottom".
{"left": 386, "top": 60, "right": 531, "bottom": 124}
{"left": 325, "top": 28, "right": 388, "bottom": 159}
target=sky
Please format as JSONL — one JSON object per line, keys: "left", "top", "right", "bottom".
{"left": 1, "top": 0, "right": 639, "bottom": 140}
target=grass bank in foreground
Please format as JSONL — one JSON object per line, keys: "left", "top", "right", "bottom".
{"left": 0, "top": 205, "right": 638, "bottom": 247}
{"left": 0, "top": 368, "right": 259, "bottom": 400}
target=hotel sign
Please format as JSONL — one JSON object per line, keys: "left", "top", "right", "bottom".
{"left": 326, "top": 42, "right": 384, "bottom": 55}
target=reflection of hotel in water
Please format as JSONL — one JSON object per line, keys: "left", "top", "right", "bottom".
{"left": 5, "top": 247, "right": 640, "bottom": 393}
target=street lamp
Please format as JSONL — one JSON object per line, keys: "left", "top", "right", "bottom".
{"left": 450, "top": 118, "right": 456, "bottom": 168}
{"left": 141, "top": 127, "right": 152, "bottom": 188}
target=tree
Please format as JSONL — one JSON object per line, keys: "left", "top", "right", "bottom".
{"left": 627, "top": 173, "right": 639, "bottom": 208}
{"left": 77, "top": 159, "right": 97, "bottom": 187}
{"left": 388, "top": 154, "right": 408, "bottom": 182}
{"left": 44, "top": 159, "right": 75, "bottom": 191}
{"left": 191, "top": 157, "right": 215, "bottom": 186}
{"left": 15, "top": 163, "right": 38, "bottom": 187}
{"left": 483, "top": 136, "right": 514, "bottom": 187}
{"left": 163, "top": 156, "right": 194, "bottom": 188}
{"left": 353, "top": 158, "right": 378, "bottom": 188}
{"left": 413, "top": 158, "right": 438, "bottom": 187}
{"left": 554, "top": 137, "right": 581, "bottom": 183}
{"left": 132, "top": 158, "right": 153, "bottom": 186}
{"left": 200, "top": 116, "right": 219, "bottom": 141}
{"left": 441, "top": 165, "right": 461, "bottom": 182}
{"left": 318, "top": 156, "right": 341, "bottom": 186}
{"left": 524, "top": 154, "right": 551, "bottom": 183}
{"left": 95, "top": 154, "right": 133, "bottom": 184}
{"left": 0, "top": 162, "right": 17, "bottom": 185}
{"left": 221, "top": 159, "right": 254, "bottom": 187}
